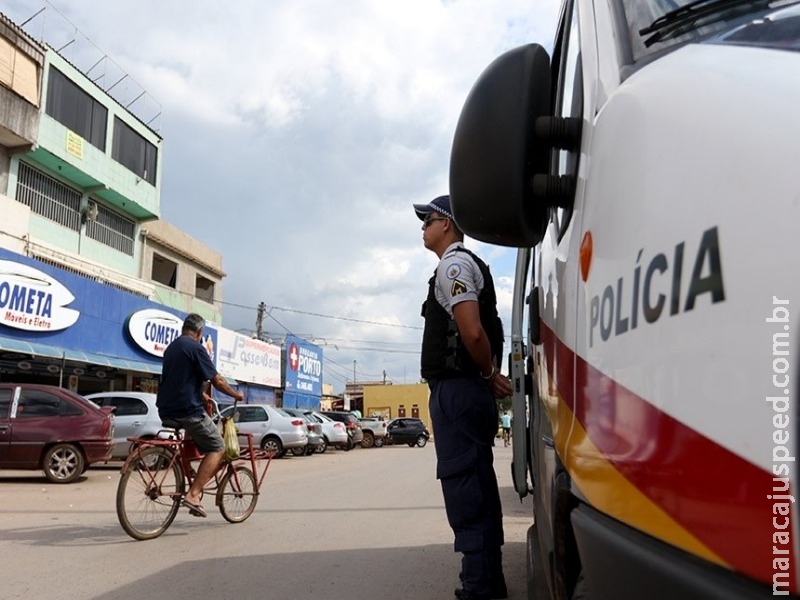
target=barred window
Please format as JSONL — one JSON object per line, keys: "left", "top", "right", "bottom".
{"left": 85, "top": 203, "right": 135, "bottom": 256}
{"left": 16, "top": 162, "right": 81, "bottom": 231}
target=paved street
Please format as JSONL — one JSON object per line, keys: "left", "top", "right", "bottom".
{"left": 1, "top": 441, "right": 532, "bottom": 600}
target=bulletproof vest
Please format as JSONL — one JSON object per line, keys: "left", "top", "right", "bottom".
{"left": 420, "top": 247, "right": 504, "bottom": 380}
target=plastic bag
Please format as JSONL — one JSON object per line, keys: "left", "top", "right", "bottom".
{"left": 223, "top": 417, "right": 240, "bottom": 461}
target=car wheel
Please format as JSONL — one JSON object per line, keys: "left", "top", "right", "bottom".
{"left": 344, "top": 438, "right": 354, "bottom": 451}
{"left": 415, "top": 435, "right": 428, "bottom": 448}
{"left": 260, "top": 436, "right": 284, "bottom": 457}
{"left": 361, "top": 431, "right": 374, "bottom": 448}
{"left": 407, "top": 442, "right": 415, "bottom": 447}
{"left": 374, "top": 438, "right": 384, "bottom": 447}
{"left": 43, "top": 443, "right": 85, "bottom": 483}
{"left": 316, "top": 437, "right": 328, "bottom": 454}
{"left": 290, "top": 446, "right": 306, "bottom": 457}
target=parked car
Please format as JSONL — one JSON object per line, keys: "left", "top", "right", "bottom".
{"left": 321, "top": 411, "right": 364, "bottom": 450}
{"left": 220, "top": 403, "right": 307, "bottom": 457}
{"left": 84, "top": 391, "right": 164, "bottom": 459}
{"left": 359, "top": 416, "right": 387, "bottom": 448}
{"left": 385, "top": 417, "right": 430, "bottom": 448}
{"left": 282, "top": 408, "right": 324, "bottom": 456}
{"left": 307, "top": 411, "right": 348, "bottom": 453}
{"left": 0, "top": 383, "right": 114, "bottom": 483}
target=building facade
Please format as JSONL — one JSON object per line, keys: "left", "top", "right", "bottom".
{"left": 0, "top": 12, "right": 224, "bottom": 392}
{"left": 363, "top": 383, "right": 430, "bottom": 427}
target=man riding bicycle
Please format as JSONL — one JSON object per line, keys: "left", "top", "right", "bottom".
{"left": 156, "top": 313, "right": 243, "bottom": 518}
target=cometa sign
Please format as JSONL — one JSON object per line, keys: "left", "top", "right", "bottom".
{"left": 127, "top": 309, "right": 183, "bottom": 357}
{"left": 0, "top": 260, "right": 80, "bottom": 331}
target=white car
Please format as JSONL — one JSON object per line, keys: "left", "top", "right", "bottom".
{"left": 308, "top": 410, "right": 348, "bottom": 453}
{"left": 84, "top": 391, "right": 163, "bottom": 459}
{"left": 220, "top": 404, "right": 307, "bottom": 457}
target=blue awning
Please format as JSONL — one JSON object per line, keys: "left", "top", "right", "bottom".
{"left": 0, "top": 336, "right": 66, "bottom": 359}
{"left": 0, "top": 335, "right": 161, "bottom": 374}
{"left": 62, "top": 349, "right": 161, "bottom": 374}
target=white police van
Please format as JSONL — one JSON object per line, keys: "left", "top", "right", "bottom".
{"left": 449, "top": 1, "right": 800, "bottom": 598}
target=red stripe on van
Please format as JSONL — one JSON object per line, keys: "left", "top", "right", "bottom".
{"left": 540, "top": 323, "right": 793, "bottom": 591}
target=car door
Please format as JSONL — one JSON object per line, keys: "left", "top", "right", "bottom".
{"left": 390, "top": 419, "right": 409, "bottom": 443}
{"left": 10, "top": 388, "right": 66, "bottom": 467}
{"left": 232, "top": 406, "right": 270, "bottom": 438}
{"left": 0, "top": 387, "right": 13, "bottom": 466}
{"left": 103, "top": 396, "right": 151, "bottom": 454}
{"left": 114, "top": 397, "right": 149, "bottom": 440}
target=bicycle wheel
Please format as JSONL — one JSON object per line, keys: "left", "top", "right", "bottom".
{"left": 218, "top": 465, "right": 257, "bottom": 523}
{"left": 116, "top": 446, "right": 185, "bottom": 540}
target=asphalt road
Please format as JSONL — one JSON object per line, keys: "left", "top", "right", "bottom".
{"left": 0, "top": 440, "right": 533, "bottom": 600}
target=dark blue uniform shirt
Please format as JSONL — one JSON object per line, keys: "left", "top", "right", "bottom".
{"left": 156, "top": 334, "right": 217, "bottom": 419}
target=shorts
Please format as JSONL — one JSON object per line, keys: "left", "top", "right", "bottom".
{"left": 175, "top": 414, "right": 224, "bottom": 453}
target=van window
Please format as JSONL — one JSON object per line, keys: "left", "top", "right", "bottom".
{"left": 553, "top": 0, "right": 582, "bottom": 238}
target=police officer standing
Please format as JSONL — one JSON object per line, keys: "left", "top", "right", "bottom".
{"left": 414, "top": 195, "right": 514, "bottom": 600}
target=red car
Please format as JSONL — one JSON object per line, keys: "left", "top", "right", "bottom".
{"left": 0, "top": 383, "right": 115, "bottom": 483}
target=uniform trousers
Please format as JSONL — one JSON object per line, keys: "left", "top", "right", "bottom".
{"left": 429, "top": 375, "right": 504, "bottom": 596}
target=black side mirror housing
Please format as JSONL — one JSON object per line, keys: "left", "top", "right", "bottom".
{"left": 450, "top": 43, "right": 553, "bottom": 247}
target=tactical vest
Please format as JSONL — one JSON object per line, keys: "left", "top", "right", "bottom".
{"left": 420, "top": 247, "right": 504, "bottom": 380}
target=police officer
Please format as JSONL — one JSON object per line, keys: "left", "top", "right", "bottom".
{"left": 414, "top": 195, "right": 514, "bottom": 600}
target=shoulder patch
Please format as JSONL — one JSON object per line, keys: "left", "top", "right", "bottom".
{"left": 451, "top": 279, "right": 468, "bottom": 296}
{"left": 446, "top": 263, "right": 462, "bottom": 279}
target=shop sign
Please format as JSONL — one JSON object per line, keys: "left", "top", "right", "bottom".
{"left": 0, "top": 259, "right": 80, "bottom": 331}
{"left": 217, "top": 327, "right": 281, "bottom": 387}
{"left": 285, "top": 335, "right": 322, "bottom": 396}
{"left": 127, "top": 309, "right": 183, "bottom": 357}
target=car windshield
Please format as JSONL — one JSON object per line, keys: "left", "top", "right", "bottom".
{"left": 620, "top": 0, "right": 793, "bottom": 63}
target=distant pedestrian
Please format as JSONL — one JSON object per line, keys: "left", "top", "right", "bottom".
{"left": 501, "top": 412, "right": 511, "bottom": 447}
{"left": 414, "top": 195, "right": 513, "bottom": 600}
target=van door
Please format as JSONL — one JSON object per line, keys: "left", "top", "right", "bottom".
{"left": 529, "top": 0, "right": 587, "bottom": 594}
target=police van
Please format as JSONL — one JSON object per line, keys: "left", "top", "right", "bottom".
{"left": 448, "top": 1, "right": 800, "bottom": 598}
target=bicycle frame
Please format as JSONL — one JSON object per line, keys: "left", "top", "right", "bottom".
{"left": 116, "top": 427, "right": 276, "bottom": 540}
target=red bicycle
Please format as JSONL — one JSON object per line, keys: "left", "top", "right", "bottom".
{"left": 115, "top": 419, "right": 274, "bottom": 540}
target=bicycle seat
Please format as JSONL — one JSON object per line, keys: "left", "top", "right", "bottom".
{"left": 161, "top": 419, "right": 182, "bottom": 430}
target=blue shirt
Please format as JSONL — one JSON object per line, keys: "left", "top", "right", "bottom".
{"left": 501, "top": 414, "right": 512, "bottom": 428}
{"left": 156, "top": 334, "right": 217, "bottom": 419}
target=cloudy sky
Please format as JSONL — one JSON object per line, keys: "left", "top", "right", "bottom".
{"left": 5, "top": 0, "right": 561, "bottom": 393}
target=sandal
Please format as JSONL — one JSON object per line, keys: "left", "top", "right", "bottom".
{"left": 180, "top": 498, "right": 207, "bottom": 518}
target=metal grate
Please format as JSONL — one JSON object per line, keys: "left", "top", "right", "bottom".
{"left": 15, "top": 162, "right": 81, "bottom": 231}
{"left": 86, "top": 203, "right": 135, "bottom": 256}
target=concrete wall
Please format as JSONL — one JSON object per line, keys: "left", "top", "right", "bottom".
{"left": 0, "top": 193, "right": 30, "bottom": 253}
{"left": 142, "top": 220, "right": 224, "bottom": 323}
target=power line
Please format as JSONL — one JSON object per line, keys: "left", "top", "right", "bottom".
{"left": 219, "top": 299, "right": 423, "bottom": 331}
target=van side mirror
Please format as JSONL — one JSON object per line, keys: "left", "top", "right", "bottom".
{"left": 450, "top": 43, "right": 553, "bottom": 247}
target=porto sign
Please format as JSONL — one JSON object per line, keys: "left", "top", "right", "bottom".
{"left": 285, "top": 335, "right": 322, "bottom": 396}
{"left": 0, "top": 259, "right": 80, "bottom": 331}
{"left": 127, "top": 309, "right": 183, "bottom": 357}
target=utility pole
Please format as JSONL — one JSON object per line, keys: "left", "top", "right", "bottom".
{"left": 255, "top": 301, "right": 266, "bottom": 339}
{"left": 353, "top": 360, "right": 356, "bottom": 384}
{"left": 383, "top": 370, "right": 386, "bottom": 384}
